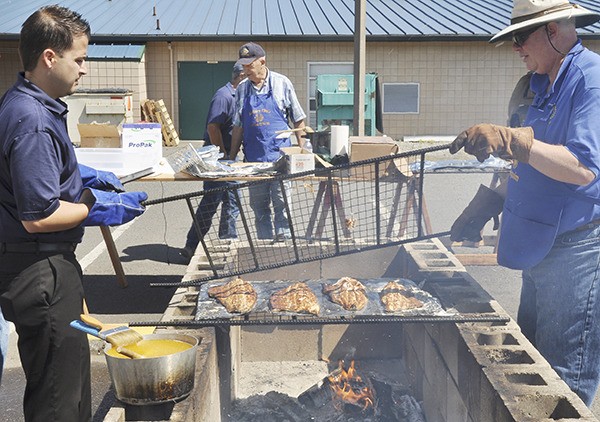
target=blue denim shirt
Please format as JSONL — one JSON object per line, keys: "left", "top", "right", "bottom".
{"left": 517, "top": 41, "right": 600, "bottom": 234}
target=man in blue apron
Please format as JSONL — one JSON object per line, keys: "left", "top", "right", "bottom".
{"left": 449, "top": 0, "right": 600, "bottom": 406}
{"left": 229, "top": 42, "right": 308, "bottom": 241}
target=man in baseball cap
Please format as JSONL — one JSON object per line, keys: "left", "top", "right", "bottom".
{"left": 236, "top": 42, "right": 266, "bottom": 66}
{"left": 449, "top": 0, "right": 600, "bottom": 406}
{"left": 230, "top": 42, "right": 308, "bottom": 242}
{"left": 180, "top": 62, "right": 246, "bottom": 259}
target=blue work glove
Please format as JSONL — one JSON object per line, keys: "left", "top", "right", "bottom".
{"left": 78, "top": 164, "right": 125, "bottom": 192}
{"left": 82, "top": 188, "right": 148, "bottom": 227}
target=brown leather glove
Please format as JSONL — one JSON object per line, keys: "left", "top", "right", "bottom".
{"left": 450, "top": 124, "right": 534, "bottom": 163}
{"left": 451, "top": 184, "right": 504, "bottom": 243}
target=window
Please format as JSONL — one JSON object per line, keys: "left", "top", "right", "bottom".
{"left": 383, "top": 83, "right": 419, "bottom": 114}
{"left": 307, "top": 62, "right": 354, "bottom": 128}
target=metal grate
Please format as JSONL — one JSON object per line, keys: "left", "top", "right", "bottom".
{"left": 129, "top": 313, "right": 510, "bottom": 328}
{"left": 146, "top": 143, "right": 451, "bottom": 286}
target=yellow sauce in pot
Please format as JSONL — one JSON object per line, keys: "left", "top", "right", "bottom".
{"left": 106, "top": 339, "right": 192, "bottom": 359}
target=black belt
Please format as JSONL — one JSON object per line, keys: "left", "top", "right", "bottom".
{"left": 0, "top": 242, "right": 77, "bottom": 254}
{"left": 572, "top": 218, "right": 600, "bottom": 233}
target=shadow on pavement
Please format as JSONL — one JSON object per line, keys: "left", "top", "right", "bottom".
{"left": 82, "top": 275, "right": 178, "bottom": 314}
{"left": 118, "top": 243, "right": 188, "bottom": 265}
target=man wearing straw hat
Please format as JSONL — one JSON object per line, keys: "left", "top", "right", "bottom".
{"left": 450, "top": 0, "right": 600, "bottom": 406}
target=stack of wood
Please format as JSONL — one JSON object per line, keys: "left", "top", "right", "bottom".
{"left": 141, "top": 99, "right": 180, "bottom": 146}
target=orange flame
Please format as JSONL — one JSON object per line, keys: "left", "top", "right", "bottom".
{"left": 327, "top": 360, "right": 375, "bottom": 411}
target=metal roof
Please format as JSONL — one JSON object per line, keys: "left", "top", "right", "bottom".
{"left": 0, "top": 0, "right": 599, "bottom": 41}
{"left": 87, "top": 43, "right": 145, "bottom": 61}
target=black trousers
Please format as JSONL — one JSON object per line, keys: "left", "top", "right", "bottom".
{"left": 0, "top": 251, "right": 91, "bottom": 422}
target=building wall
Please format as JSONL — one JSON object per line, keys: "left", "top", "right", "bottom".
{"left": 0, "top": 41, "right": 147, "bottom": 123}
{"left": 2, "top": 39, "right": 600, "bottom": 141}
{"left": 77, "top": 59, "right": 147, "bottom": 122}
{"left": 143, "top": 39, "right": 600, "bottom": 140}
{"left": 0, "top": 42, "right": 21, "bottom": 93}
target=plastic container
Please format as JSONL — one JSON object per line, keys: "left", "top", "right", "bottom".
{"left": 75, "top": 148, "right": 159, "bottom": 177}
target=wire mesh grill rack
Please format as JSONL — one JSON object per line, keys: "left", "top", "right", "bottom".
{"left": 146, "top": 143, "right": 466, "bottom": 286}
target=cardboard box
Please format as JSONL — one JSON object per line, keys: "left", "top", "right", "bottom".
{"left": 77, "top": 123, "right": 121, "bottom": 148}
{"left": 280, "top": 146, "right": 316, "bottom": 174}
{"left": 349, "top": 136, "right": 410, "bottom": 179}
{"left": 122, "top": 123, "right": 162, "bottom": 165}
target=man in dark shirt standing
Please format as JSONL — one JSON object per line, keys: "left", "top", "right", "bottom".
{"left": 181, "top": 63, "right": 245, "bottom": 259}
{"left": 0, "top": 6, "right": 147, "bottom": 421}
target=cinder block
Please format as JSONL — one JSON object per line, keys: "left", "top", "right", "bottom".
{"left": 240, "top": 325, "right": 321, "bottom": 361}
{"left": 505, "top": 393, "right": 591, "bottom": 420}
{"left": 438, "top": 323, "right": 461, "bottom": 381}
{"left": 446, "top": 371, "right": 468, "bottom": 422}
{"left": 457, "top": 336, "right": 483, "bottom": 418}
{"left": 403, "top": 239, "right": 466, "bottom": 279}
{"left": 422, "top": 377, "right": 446, "bottom": 422}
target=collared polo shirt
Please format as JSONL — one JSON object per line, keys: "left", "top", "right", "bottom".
{"left": 203, "top": 82, "right": 236, "bottom": 153}
{"left": 0, "top": 73, "right": 84, "bottom": 243}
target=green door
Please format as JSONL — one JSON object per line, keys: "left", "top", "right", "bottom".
{"left": 178, "top": 61, "right": 235, "bottom": 140}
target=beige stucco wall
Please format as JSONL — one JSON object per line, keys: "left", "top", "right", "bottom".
{"left": 142, "top": 39, "right": 600, "bottom": 140}
{"left": 1, "top": 39, "right": 600, "bottom": 141}
{"left": 77, "top": 59, "right": 147, "bottom": 122}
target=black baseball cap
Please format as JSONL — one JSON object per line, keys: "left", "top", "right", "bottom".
{"left": 236, "top": 42, "right": 266, "bottom": 65}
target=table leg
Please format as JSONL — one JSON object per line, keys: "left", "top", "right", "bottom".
{"left": 332, "top": 182, "right": 351, "bottom": 238}
{"left": 305, "top": 181, "right": 327, "bottom": 239}
{"left": 100, "top": 226, "right": 128, "bottom": 288}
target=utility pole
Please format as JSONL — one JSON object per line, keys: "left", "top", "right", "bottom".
{"left": 353, "top": 0, "right": 366, "bottom": 136}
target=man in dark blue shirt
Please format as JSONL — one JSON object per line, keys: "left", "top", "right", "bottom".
{"left": 0, "top": 6, "right": 147, "bottom": 421}
{"left": 181, "top": 64, "right": 245, "bottom": 259}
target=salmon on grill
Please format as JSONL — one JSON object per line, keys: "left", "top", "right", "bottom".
{"left": 322, "top": 277, "right": 368, "bottom": 311}
{"left": 270, "top": 282, "right": 320, "bottom": 315}
{"left": 208, "top": 277, "right": 257, "bottom": 314}
{"left": 380, "top": 280, "right": 423, "bottom": 312}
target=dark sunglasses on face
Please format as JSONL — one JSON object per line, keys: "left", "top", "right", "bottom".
{"left": 512, "top": 24, "right": 545, "bottom": 47}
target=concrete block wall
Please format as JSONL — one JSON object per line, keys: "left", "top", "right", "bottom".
{"left": 402, "top": 238, "right": 598, "bottom": 422}
{"left": 126, "top": 237, "right": 599, "bottom": 422}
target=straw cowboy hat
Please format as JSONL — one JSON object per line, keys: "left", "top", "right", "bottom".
{"left": 490, "top": 0, "right": 600, "bottom": 43}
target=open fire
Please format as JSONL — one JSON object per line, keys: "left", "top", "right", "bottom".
{"left": 229, "top": 358, "right": 426, "bottom": 422}
{"left": 328, "top": 360, "right": 375, "bottom": 412}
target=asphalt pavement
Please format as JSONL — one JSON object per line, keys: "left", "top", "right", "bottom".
{"left": 0, "top": 141, "right": 598, "bottom": 420}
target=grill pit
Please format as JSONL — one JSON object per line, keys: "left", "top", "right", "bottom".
{"left": 108, "top": 239, "right": 598, "bottom": 421}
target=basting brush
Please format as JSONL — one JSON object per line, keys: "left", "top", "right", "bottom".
{"left": 78, "top": 314, "right": 143, "bottom": 348}
{"left": 70, "top": 318, "right": 144, "bottom": 359}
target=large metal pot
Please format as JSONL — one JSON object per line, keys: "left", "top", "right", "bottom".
{"left": 104, "top": 333, "right": 199, "bottom": 405}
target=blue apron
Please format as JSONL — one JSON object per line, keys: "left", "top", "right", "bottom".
{"left": 241, "top": 78, "right": 291, "bottom": 162}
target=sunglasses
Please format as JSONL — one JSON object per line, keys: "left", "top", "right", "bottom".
{"left": 512, "top": 24, "right": 546, "bottom": 47}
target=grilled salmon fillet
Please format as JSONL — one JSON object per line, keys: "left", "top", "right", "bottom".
{"left": 322, "top": 277, "right": 368, "bottom": 311}
{"left": 208, "top": 277, "right": 257, "bottom": 314}
{"left": 270, "top": 282, "right": 320, "bottom": 315}
{"left": 380, "top": 280, "right": 423, "bottom": 312}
